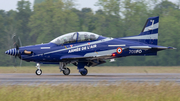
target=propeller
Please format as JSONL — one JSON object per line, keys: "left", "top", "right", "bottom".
{"left": 13, "top": 35, "right": 22, "bottom": 67}
{"left": 5, "top": 35, "right": 22, "bottom": 67}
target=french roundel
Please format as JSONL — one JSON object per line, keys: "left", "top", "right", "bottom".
{"left": 116, "top": 47, "right": 123, "bottom": 54}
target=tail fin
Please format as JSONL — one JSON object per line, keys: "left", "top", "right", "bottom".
{"left": 139, "top": 16, "right": 159, "bottom": 45}
{"left": 121, "top": 16, "right": 159, "bottom": 45}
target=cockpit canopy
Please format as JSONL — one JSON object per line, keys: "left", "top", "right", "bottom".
{"left": 50, "top": 32, "right": 99, "bottom": 45}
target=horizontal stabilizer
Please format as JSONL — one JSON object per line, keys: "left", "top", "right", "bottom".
{"left": 129, "top": 46, "right": 151, "bottom": 50}
{"left": 129, "top": 46, "right": 176, "bottom": 50}
{"left": 167, "top": 47, "right": 177, "bottom": 49}
{"left": 153, "top": 46, "right": 176, "bottom": 50}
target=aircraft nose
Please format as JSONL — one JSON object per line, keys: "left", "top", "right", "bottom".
{"left": 5, "top": 48, "right": 18, "bottom": 56}
{"left": 5, "top": 50, "right": 9, "bottom": 54}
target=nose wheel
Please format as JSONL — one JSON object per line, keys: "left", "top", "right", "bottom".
{"left": 35, "top": 69, "right": 42, "bottom": 75}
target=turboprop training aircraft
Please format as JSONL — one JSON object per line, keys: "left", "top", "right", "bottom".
{"left": 5, "top": 16, "right": 175, "bottom": 76}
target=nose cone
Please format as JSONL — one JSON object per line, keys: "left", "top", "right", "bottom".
{"left": 5, "top": 50, "right": 9, "bottom": 54}
{"left": 5, "top": 48, "right": 18, "bottom": 56}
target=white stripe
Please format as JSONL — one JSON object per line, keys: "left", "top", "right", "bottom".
{"left": 108, "top": 44, "right": 126, "bottom": 47}
{"left": 121, "top": 33, "right": 158, "bottom": 39}
{"left": 129, "top": 46, "right": 151, "bottom": 49}
{"left": 43, "top": 38, "right": 113, "bottom": 55}
{"left": 143, "top": 23, "right": 159, "bottom": 32}
{"left": 84, "top": 48, "right": 124, "bottom": 57}
{"left": 13, "top": 49, "right": 16, "bottom": 55}
{"left": 41, "top": 47, "right": 50, "bottom": 49}
{"left": 84, "top": 49, "right": 116, "bottom": 57}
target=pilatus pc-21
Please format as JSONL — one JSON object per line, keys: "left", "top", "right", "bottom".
{"left": 5, "top": 16, "right": 175, "bottom": 76}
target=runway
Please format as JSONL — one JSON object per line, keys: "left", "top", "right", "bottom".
{"left": 0, "top": 73, "right": 180, "bottom": 85}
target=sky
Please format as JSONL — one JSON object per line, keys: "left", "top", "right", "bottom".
{"left": 0, "top": 0, "right": 179, "bottom": 12}
{"left": 0, "top": 0, "right": 99, "bottom": 11}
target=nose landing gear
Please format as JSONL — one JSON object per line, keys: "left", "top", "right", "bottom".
{"left": 35, "top": 63, "right": 42, "bottom": 75}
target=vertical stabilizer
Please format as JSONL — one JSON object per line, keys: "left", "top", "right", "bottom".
{"left": 121, "top": 16, "right": 159, "bottom": 45}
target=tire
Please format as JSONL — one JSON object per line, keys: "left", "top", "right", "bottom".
{"left": 80, "top": 68, "right": 88, "bottom": 76}
{"left": 35, "top": 69, "right": 42, "bottom": 76}
{"left": 63, "top": 68, "right": 70, "bottom": 75}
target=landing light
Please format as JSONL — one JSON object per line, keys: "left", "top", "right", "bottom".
{"left": 112, "top": 53, "right": 116, "bottom": 57}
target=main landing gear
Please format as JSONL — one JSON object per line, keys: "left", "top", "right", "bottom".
{"left": 80, "top": 68, "right": 88, "bottom": 76}
{"left": 78, "top": 62, "right": 88, "bottom": 76}
{"left": 63, "top": 68, "right": 70, "bottom": 75}
{"left": 35, "top": 63, "right": 42, "bottom": 75}
{"left": 59, "top": 62, "right": 70, "bottom": 75}
{"left": 60, "top": 62, "right": 88, "bottom": 76}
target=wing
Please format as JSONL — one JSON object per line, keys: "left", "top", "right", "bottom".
{"left": 60, "top": 54, "right": 110, "bottom": 67}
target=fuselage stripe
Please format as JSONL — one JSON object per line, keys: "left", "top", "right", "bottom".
{"left": 25, "top": 38, "right": 114, "bottom": 59}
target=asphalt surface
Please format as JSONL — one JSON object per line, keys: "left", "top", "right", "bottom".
{"left": 0, "top": 73, "right": 180, "bottom": 85}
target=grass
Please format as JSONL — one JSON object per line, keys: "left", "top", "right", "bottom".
{"left": 0, "top": 82, "right": 180, "bottom": 101}
{"left": 0, "top": 66, "right": 180, "bottom": 73}
{"left": 0, "top": 66, "right": 180, "bottom": 101}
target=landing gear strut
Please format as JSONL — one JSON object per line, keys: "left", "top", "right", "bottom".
{"left": 35, "top": 63, "right": 42, "bottom": 75}
{"left": 59, "top": 62, "right": 70, "bottom": 75}
{"left": 78, "top": 62, "right": 88, "bottom": 76}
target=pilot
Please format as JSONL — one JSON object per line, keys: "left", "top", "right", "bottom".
{"left": 90, "top": 35, "right": 96, "bottom": 40}
{"left": 69, "top": 36, "right": 74, "bottom": 43}
{"left": 84, "top": 34, "right": 90, "bottom": 41}
{"left": 63, "top": 37, "right": 68, "bottom": 44}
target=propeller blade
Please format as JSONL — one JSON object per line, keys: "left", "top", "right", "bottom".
{"left": 12, "top": 35, "right": 20, "bottom": 50}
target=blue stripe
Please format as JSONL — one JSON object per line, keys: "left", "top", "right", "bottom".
{"left": 139, "top": 28, "right": 158, "bottom": 35}
{"left": 123, "top": 39, "right": 158, "bottom": 45}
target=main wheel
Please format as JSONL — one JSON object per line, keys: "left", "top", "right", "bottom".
{"left": 80, "top": 68, "right": 88, "bottom": 76}
{"left": 63, "top": 68, "right": 70, "bottom": 75}
{"left": 35, "top": 69, "right": 42, "bottom": 76}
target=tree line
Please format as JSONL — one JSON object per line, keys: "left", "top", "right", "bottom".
{"left": 0, "top": 0, "right": 180, "bottom": 66}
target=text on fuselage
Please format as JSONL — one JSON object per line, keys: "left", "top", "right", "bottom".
{"left": 68, "top": 44, "right": 97, "bottom": 53}
{"left": 129, "top": 50, "right": 142, "bottom": 54}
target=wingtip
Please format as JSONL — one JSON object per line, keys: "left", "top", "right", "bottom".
{"left": 168, "top": 47, "right": 176, "bottom": 49}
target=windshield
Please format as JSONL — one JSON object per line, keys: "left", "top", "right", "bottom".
{"left": 50, "top": 32, "right": 77, "bottom": 45}
{"left": 50, "top": 32, "right": 99, "bottom": 45}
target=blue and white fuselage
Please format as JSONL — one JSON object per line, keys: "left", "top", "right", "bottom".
{"left": 5, "top": 16, "right": 175, "bottom": 76}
